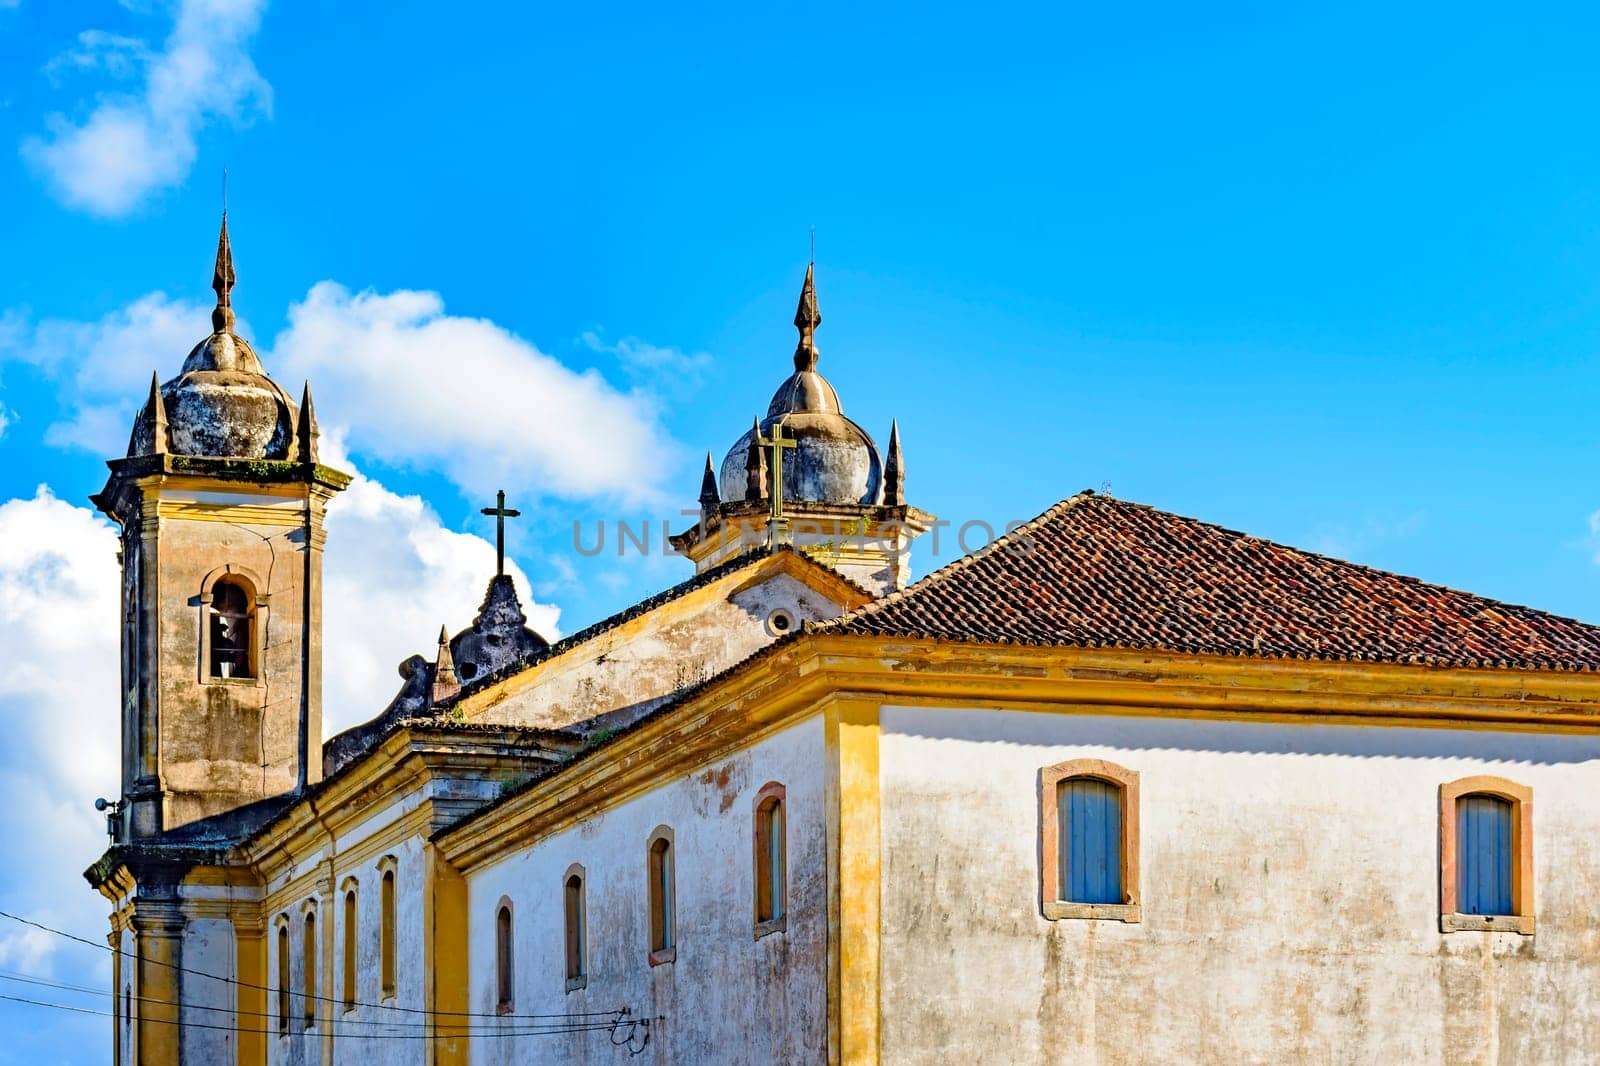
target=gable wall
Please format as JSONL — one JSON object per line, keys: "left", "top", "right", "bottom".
{"left": 473, "top": 571, "right": 846, "bottom": 733}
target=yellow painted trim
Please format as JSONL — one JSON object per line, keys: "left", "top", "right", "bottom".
{"left": 155, "top": 500, "right": 309, "bottom": 526}
{"left": 825, "top": 700, "right": 880, "bottom": 1066}
{"left": 425, "top": 845, "right": 469, "bottom": 1063}
{"left": 235, "top": 920, "right": 266, "bottom": 1066}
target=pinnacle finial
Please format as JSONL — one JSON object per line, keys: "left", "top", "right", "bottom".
{"left": 792, "top": 262, "right": 821, "bottom": 372}
{"left": 432, "top": 624, "right": 461, "bottom": 703}
{"left": 745, "top": 417, "right": 767, "bottom": 501}
{"left": 146, "top": 371, "right": 168, "bottom": 454}
{"left": 211, "top": 213, "right": 237, "bottom": 333}
{"left": 296, "top": 381, "right": 319, "bottom": 463}
{"left": 699, "top": 451, "right": 720, "bottom": 513}
{"left": 883, "top": 419, "right": 905, "bottom": 507}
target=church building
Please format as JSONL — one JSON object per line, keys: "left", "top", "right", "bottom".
{"left": 88, "top": 219, "right": 1600, "bottom": 1064}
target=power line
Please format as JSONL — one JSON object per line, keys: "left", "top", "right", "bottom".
{"left": 0, "top": 990, "right": 650, "bottom": 1043}
{"left": 0, "top": 910, "right": 618, "bottom": 1023}
{"left": 0, "top": 970, "right": 639, "bottom": 1038}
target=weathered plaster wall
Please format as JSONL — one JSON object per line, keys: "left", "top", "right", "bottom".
{"left": 876, "top": 706, "right": 1600, "bottom": 1065}
{"left": 260, "top": 797, "right": 433, "bottom": 1066}
{"left": 465, "top": 718, "right": 828, "bottom": 1064}
{"left": 133, "top": 485, "right": 323, "bottom": 835}
{"left": 475, "top": 572, "right": 844, "bottom": 733}
{"left": 179, "top": 916, "right": 236, "bottom": 1063}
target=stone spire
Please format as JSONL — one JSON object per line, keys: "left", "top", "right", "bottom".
{"left": 431, "top": 624, "right": 461, "bottom": 704}
{"left": 883, "top": 419, "right": 905, "bottom": 507}
{"left": 296, "top": 381, "right": 319, "bottom": 463}
{"left": 211, "top": 213, "right": 237, "bottom": 334}
{"left": 699, "top": 451, "right": 720, "bottom": 516}
{"left": 744, "top": 415, "right": 767, "bottom": 501}
{"left": 144, "top": 371, "right": 168, "bottom": 455}
{"left": 793, "top": 262, "right": 821, "bottom": 371}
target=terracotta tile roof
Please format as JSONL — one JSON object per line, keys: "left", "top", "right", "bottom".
{"left": 823, "top": 491, "right": 1600, "bottom": 672}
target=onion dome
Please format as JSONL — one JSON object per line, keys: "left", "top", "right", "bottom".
{"left": 717, "top": 264, "right": 884, "bottom": 505}
{"left": 130, "top": 215, "right": 300, "bottom": 460}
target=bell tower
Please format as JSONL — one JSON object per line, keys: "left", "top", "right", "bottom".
{"left": 93, "top": 215, "right": 350, "bottom": 841}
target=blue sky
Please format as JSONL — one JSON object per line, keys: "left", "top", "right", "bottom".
{"left": 3, "top": 1, "right": 1600, "bottom": 1059}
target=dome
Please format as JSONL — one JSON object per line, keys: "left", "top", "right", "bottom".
{"left": 719, "top": 410, "right": 882, "bottom": 506}
{"left": 715, "top": 264, "right": 883, "bottom": 506}
{"left": 161, "top": 331, "right": 298, "bottom": 459}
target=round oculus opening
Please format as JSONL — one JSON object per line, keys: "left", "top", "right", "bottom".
{"left": 766, "top": 608, "right": 796, "bottom": 637}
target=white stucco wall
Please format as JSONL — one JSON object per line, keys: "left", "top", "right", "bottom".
{"left": 465, "top": 718, "right": 829, "bottom": 1064}
{"left": 876, "top": 706, "right": 1600, "bottom": 1065}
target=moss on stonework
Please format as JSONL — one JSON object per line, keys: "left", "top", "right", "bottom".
{"left": 170, "top": 456, "right": 296, "bottom": 482}
{"left": 165, "top": 456, "right": 350, "bottom": 488}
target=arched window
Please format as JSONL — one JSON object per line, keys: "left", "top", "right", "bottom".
{"left": 302, "top": 910, "right": 317, "bottom": 1030}
{"left": 646, "top": 827, "right": 676, "bottom": 964}
{"left": 380, "top": 866, "right": 397, "bottom": 998}
{"left": 276, "top": 921, "right": 289, "bottom": 1035}
{"left": 1440, "top": 776, "right": 1534, "bottom": 933}
{"left": 563, "top": 865, "right": 587, "bottom": 990}
{"left": 1039, "top": 759, "right": 1141, "bottom": 922}
{"left": 754, "top": 783, "right": 787, "bottom": 932}
{"left": 341, "top": 887, "right": 357, "bottom": 1012}
{"left": 495, "top": 901, "right": 514, "bottom": 1013}
{"left": 208, "top": 577, "right": 255, "bottom": 679}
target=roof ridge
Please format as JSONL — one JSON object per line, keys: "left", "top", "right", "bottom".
{"left": 1101, "top": 494, "right": 1596, "bottom": 628}
{"left": 813, "top": 490, "right": 1097, "bottom": 633}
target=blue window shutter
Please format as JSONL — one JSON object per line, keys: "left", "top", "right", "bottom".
{"left": 1057, "top": 778, "right": 1123, "bottom": 905}
{"left": 1457, "top": 794, "right": 1513, "bottom": 916}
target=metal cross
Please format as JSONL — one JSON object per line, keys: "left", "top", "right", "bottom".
{"left": 480, "top": 489, "right": 521, "bottom": 576}
{"left": 758, "top": 422, "right": 798, "bottom": 543}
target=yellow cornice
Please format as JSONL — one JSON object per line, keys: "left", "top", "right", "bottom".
{"left": 435, "top": 635, "right": 1600, "bottom": 871}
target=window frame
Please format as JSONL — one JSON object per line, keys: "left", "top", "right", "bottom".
{"left": 563, "top": 863, "right": 587, "bottom": 991}
{"left": 494, "top": 897, "right": 515, "bottom": 1014}
{"left": 753, "top": 782, "right": 787, "bottom": 937}
{"left": 275, "top": 917, "right": 290, "bottom": 1036}
{"left": 646, "top": 825, "right": 677, "bottom": 966}
{"left": 1439, "top": 775, "right": 1534, "bottom": 934}
{"left": 378, "top": 858, "right": 398, "bottom": 1000}
{"left": 340, "top": 879, "right": 358, "bottom": 1014}
{"left": 301, "top": 905, "right": 318, "bottom": 1031}
{"left": 197, "top": 566, "right": 266, "bottom": 685}
{"left": 1039, "top": 758, "right": 1141, "bottom": 923}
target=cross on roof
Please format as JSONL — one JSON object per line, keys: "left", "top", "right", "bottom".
{"left": 758, "top": 421, "right": 798, "bottom": 544}
{"left": 480, "top": 489, "right": 521, "bottom": 577}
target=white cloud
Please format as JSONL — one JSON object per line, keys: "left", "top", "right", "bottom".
{"left": 0, "top": 292, "right": 214, "bottom": 455}
{"left": 0, "top": 403, "right": 9, "bottom": 439}
{"left": 0, "top": 487, "right": 122, "bottom": 985}
{"left": 319, "top": 434, "right": 560, "bottom": 735}
{"left": 0, "top": 454, "right": 562, "bottom": 977}
{"left": 581, "top": 329, "right": 712, "bottom": 391}
{"left": 1304, "top": 512, "right": 1425, "bottom": 561}
{"left": 276, "top": 283, "right": 683, "bottom": 504}
{"left": 22, "top": 0, "right": 271, "bottom": 216}
{"left": 1, "top": 286, "right": 689, "bottom": 506}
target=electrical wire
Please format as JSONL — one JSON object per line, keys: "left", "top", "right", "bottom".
{"left": 0, "top": 970, "right": 633, "bottom": 1037}
{"left": 0, "top": 909, "right": 618, "bottom": 1023}
{"left": 0, "top": 991, "right": 645, "bottom": 1042}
